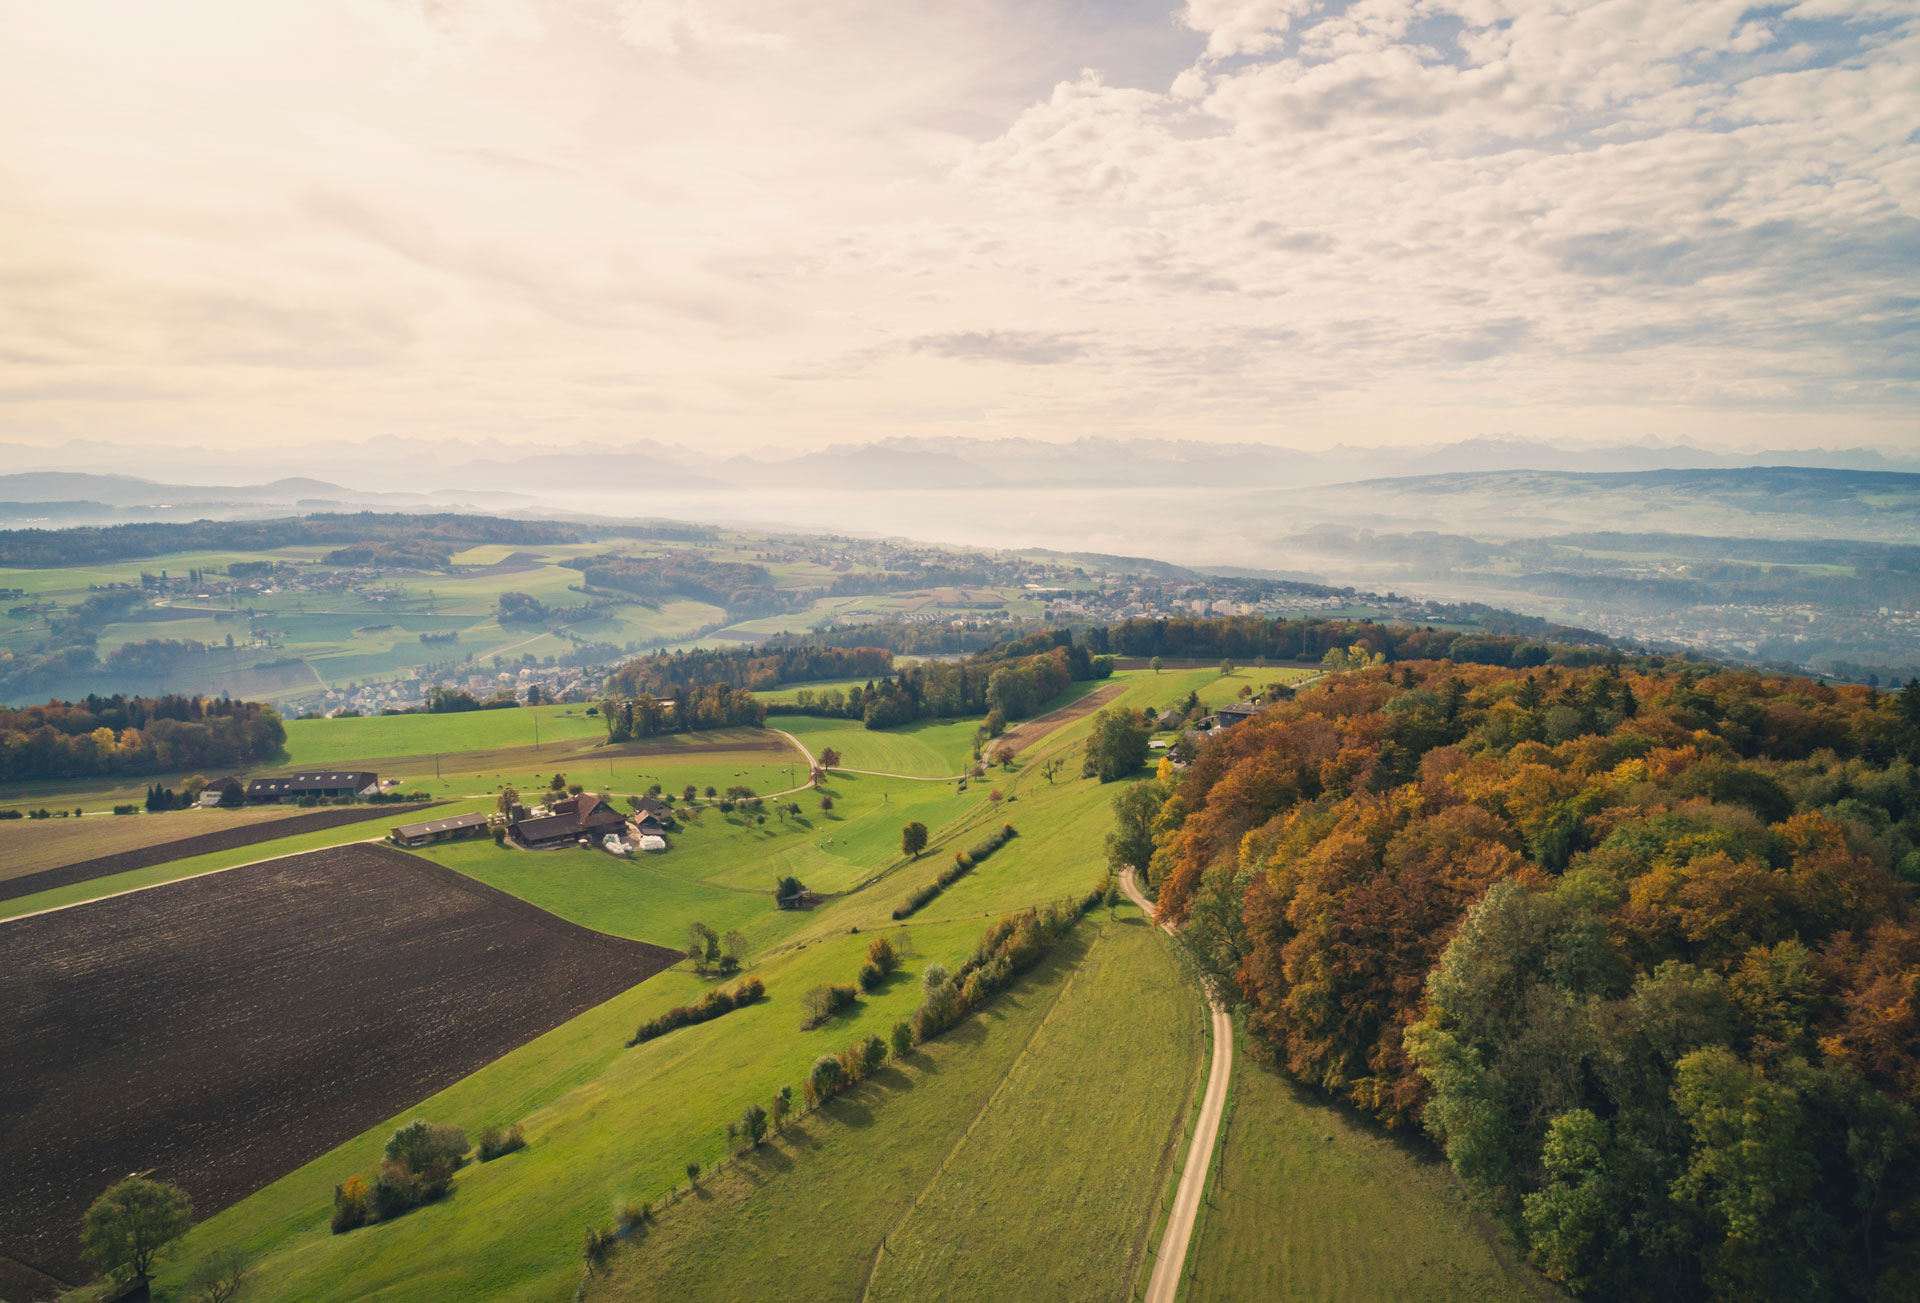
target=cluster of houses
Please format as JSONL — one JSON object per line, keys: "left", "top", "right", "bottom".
{"left": 386, "top": 793, "right": 672, "bottom": 855}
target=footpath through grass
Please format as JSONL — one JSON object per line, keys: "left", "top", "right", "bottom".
{"left": 1182, "top": 1048, "right": 1551, "bottom": 1303}
{"left": 866, "top": 905, "right": 1203, "bottom": 1303}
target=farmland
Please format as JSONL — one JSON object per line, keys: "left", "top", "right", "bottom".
{"left": 0, "top": 803, "right": 324, "bottom": 881}
{"left": 124, "top": 669, "right": 1162, "bottom": 1303}
{"left": 0, "top": 843, "right": 676, "bottom": 1287}
{"left": 0, "top": 801, "right": 432, "bottom": 902}
{"left": 1, "top": 660, "right": 1535, "bottom": 1303}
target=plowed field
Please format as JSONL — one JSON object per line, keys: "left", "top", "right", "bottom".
{"left": 0, "top": 802, "right": 436, "bottom": 903}
{"left": 0, "top": 843, "right": 677, "bottom": 1288}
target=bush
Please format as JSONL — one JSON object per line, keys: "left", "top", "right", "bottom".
{"left": 330, "top": 1176, "right": 368, "bottom": 1234}
{"left": 800, "top": 982, "right": 858, "bottom": 1029}
{"left": 477, "top": 1122, "right": 526, "bottom": 1162}
{"left": 617, "top": 1201, "right": 649, "bottom": 1232}
{"left": 112, "top": 804, "right": 137, "bottom": 815}
{"left": 628, "top": 977, "right": 764, "bottom": 1046}
{"left": 860, "top": 1032, "right": 889, "bottom": 1073}
{"left": 857, "top": 961, "right": 885, "bottom": 992}
{"left": 890, "top": 1019, "right": 914, "bottom": 1057}
{"left": 809, "top": 1053, "right": 845, "bottom": 1100}
{"left": 583, "top": 1224, "right": 616, "bottom": 1267}
{"left": 909, "top": 890, "right": 1097, "bottom": 1045}
{"left": 0, "top": 808, "right": 20, "bottom": 819}
{"left": 385, "top": 1120, "right": 468, "bottom": 1174}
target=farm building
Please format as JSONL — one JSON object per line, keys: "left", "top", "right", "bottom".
{"left": 246, "top": 771, "right": 380, "bottom": 802}
{"left": 1214, "top": 702, "right": 1260, "bottom": 727}
{"left": 510, "top": 794, "right": 627, "bottom": 847}
{"left": 197, "top": 776, "right": 246, "bottom": 808}
{"left": 389, "top": 812, "right": 491, "bottom": 847}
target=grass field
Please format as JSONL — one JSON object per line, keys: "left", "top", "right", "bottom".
{"left": 776, "top": 715, "right": 979, "bottom": 778}
{"left": 1181, "top": 1046, "right": 1550, "bottom": 1303}
{"left": 865, "top": 907, "right": 1204, "bottom": 1302}
{"left": 278, "top": 703, "right": 608, "bottom": 765}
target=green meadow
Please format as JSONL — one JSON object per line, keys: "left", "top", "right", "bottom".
{"left": 1182, "top": 1048, "right": 1549, "bottom": 1303}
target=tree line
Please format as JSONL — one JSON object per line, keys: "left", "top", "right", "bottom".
{"left": 606, "top": 643, "right": 894, "bottom": 697}
{"left": 0, "top": 512, "right": 580, "bottom": 568}
{"left": 0, "top": 693, "right": 285, "bottom": 782}
{"left": 764, "top": 645, "right": 1110, "bottom": 731}
{"left": 1076, "top": 613, "right": 1615, "bottom": 666}
{"left": 600, "top": 682, "right": 767, "bottom": 740}
{"left": 1121, "top": 664, "right": 1920, "bottom": 1301}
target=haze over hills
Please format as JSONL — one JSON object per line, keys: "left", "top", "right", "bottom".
{"left": 4, "top": 435, "right": 1917, "bottom": 501}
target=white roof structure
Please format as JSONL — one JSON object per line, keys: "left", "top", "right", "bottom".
{"left": 637, "top": 834, "right": 667, "bottom": 852}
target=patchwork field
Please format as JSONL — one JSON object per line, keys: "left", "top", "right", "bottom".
{"left": 0, "top": 804, "right": 327, "bottom": 881}
{"left": 0, "top": 801, "right": 433, "bottom": 902}
{"left": 0, "top": 843, "right": 676, "bottom": 1286}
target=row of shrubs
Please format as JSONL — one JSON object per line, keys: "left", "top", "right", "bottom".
{"left": 912, "top": 879, "right": 1107, "bottom": 1044}
{"left": 892, "top": 823, "right": 1017, "bottom": 919}
{"left": 628, "top": 977, "right": 765, "bottom": 1046}
{"left": 331, "top": 1117, "right": 527, "bottom": 1233}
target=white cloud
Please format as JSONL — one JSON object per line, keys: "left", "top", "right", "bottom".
{"left": 0, "top": 0, "right": 1912, "bottom": 453}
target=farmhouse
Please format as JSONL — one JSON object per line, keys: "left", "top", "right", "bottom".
{"left": 1214, "top": 702, "right": 1260, "bottom": 727}
{"left": 389, "top": 812, "right": 491, "bottom": 847}
{"left": 246, "top": 770, "right": 380, "bottom": 802}
{"left": 510, "top": 793, "right": 627, "bottom": 848}
{"left": 197, "top": 776, "right": 246, "bottom": 808}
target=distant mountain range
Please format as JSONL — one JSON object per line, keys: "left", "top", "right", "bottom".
{"left": 2, "top": 434, "right": 1915, "bottom": 502}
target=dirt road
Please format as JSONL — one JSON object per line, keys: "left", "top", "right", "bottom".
{"left": 1124, "top": 868, "right": 1233, "bottom": 1303}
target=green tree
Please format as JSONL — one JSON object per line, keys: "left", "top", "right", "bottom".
{"left": 1083, "top": 707, "right": 1149, "bottom": 783}
{"left": 496, "top": 785, "right": 520, "bottom": 815}
{"left": 685, "top": 921, "right": 719, "bottom": 972}
{"left": 739, "top": 1102, "right": 769, "bottom": 1148}
{"left": 1219, "top": 658, "right": 1233, "bottom": 676}
{"left": 901, "top": 820, "right": 929, "bottom": 858}
{"left": 81, "top": 1176, "right": 193, "bottom": 1283}
{"left": 1150, "top": 656, "right": 1163, "bottom": 674}
{"left": 1105, "top": 779, "right": 1165, "bottom": 876}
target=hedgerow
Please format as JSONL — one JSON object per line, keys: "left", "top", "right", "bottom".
{"left": 628, "top": 977, "right": 764, "bottom": 1046}
{"left": 893, "top": 823, "right": 1017, "bottom": 919}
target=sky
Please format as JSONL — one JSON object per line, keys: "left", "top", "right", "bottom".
{"left": 0, "top": 0, "right": 1916, "bottom": 457}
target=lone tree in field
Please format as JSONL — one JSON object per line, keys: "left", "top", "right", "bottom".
{"left": 184, "top": 1247, "right": 252, "bottom": 1303}
{"left": 81, "top": 1176, "right": 193, "bottom": 1285}
{"left": 1149, "top": 655, "right": 1163, "bottom": 674}
{"left": 549, "top": 772, "right": 567, "bottom": 792}
{"left": 1219, "top": 658, "right": 1234, "bottom": 676}
{"left": 901, "top": 821, "right": 929, "bottom": 859}
{"left": 1083, "top": 707, "right": 1149, "bottom": 783}
{"left": 818, "top": 746, "right": 841, "bottom": 769}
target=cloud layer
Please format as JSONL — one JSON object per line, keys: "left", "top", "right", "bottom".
{"left": 0, "top": 0, "right": 1913, "bottom": 452}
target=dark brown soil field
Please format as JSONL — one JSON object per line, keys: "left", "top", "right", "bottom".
{"left": 0, "top": 802, "right": 437, "bottom": 904}
{"left": 0, "top": 843, "right": 678, "bottom": 1289}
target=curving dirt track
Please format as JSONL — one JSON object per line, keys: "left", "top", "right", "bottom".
{"left": 1124, "top": 868, "right": 1233, "bottom": 1303}
{"left": 0, "top": 803, "right": 438, "bottom": 904}
{"left": 0, "top": 843, "right": 677, "bottom": 1291}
